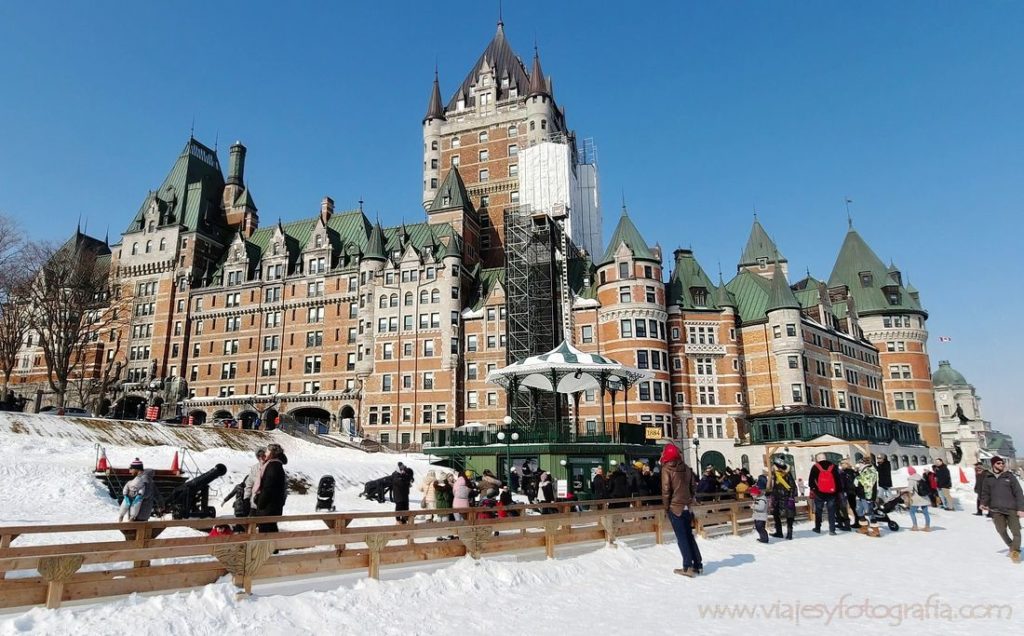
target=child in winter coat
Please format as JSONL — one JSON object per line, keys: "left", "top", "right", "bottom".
{"left": 750, "top": 486, "right": 770, "bottom": 543}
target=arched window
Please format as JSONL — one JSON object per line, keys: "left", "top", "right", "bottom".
{"left": 431, "top": 289, "right": 441, "bottom": 303}
{"left": 404, "top": 292, "right": 413, "bottom": 306}
{"left": 145, "top": 240, "right": 152, "bottom": 253}
{"left": 159, "top": 238, "right": 166, "bottom": 251}
{"left": 389, "top": 294, "right": 398, "bottom": 307}
{"left": 479, "top": 131, "right": 488, "bottom": 143}
{"left": 452, "top": 136, "right": 460, "bottom": 148}
{"left": 315, "top": 235, "right": 323, "bottom": 248}
{"left": 131, "top": 243, "right": 138, "bottom": 255}
{"left": 890, "top": 454, "right": 899, "bottom": 468}
{"left": 904, "top": 455, "right": 912, "bottom": 467}
{"left": 508, "top": 125, "right": 518, "bottom": 136}
{"left": 379, "top": 295, "right": 387, "bottom": 308}
{"left": 740, "top": 454, "right": 750, "bottom": 471}
{"left": 420, "top": 289, "right": 429, "bottom": 304}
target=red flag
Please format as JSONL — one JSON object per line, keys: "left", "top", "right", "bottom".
{"left": 907, "top": 465, "right": 917, "bottom": 476}
{"left": 959, "top": 467, "right": 969, "bottom": 484}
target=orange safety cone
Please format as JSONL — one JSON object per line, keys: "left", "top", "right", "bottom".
{"left": 96, "top": 448, "right": 109, "bottom": 472}
{"left": 170, "top": 451, "right": 180, "bottom": 474}
{"left": 959, "top": 467, "right": 969, "bottom": 484}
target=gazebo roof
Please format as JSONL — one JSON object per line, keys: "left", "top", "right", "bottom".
{"left": 487, "top": 341, "right": 649, "bottom": 394}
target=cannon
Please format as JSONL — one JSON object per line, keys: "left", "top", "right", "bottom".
{"left": 163, "top": 463, "right": 228, "bottom": 519}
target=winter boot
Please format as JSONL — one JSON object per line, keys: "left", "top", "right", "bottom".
{"left": 772, "top": 516, "right": 784, "bottom": 538}
{"left": 868, "top": 526, "right": 881, "bottom": 538}
{"left": 674, "top": 568, "right": 696, "bottom": 578}
{"left": 1011, "top": 551, "right": 1021, "bottom": 563}
{"left": 858, "top": 525, "right": 869, "bottom": 535}
{"left": 786, "top": 520, "right": 794, "bottom": 540}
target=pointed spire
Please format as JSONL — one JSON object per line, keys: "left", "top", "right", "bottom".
{"left": 716, "top": 273, "right": 736, "bottom": 308}
{"left": 528, "top": 46, "right": 550, "bottom": 98}
{"left": 739, "top": 218, "right": 786, "bottom": 268}
{"left": 423, "top": 67, "right": 446, "bottom": 123}
{"left": 429, "top": 167, "right": 475, "bottom": 214}
{"left": 845, "top": 197, "right": 854, "bottom": 229}
{"left": 766, "top": 261, "right": 800, "bottom": 312}
{"left": 364, "top": 220, "right": 387, "bottom": 261}
{"left": 104, "top": 225, "right": 109, "bottom": 246}
{"left": 497, "top": 0, "right": 504, "bottom": 29}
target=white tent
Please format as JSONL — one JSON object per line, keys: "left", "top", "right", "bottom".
{"left": 486, "top": 340, "right": 649, "bottom": 394}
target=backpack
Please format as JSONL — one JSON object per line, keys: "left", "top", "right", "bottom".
{"left": 917, "top": 476, "right": 933, "bottom": 497}
{"left": 815, "top": 463, "right": 837, "bottom": 494}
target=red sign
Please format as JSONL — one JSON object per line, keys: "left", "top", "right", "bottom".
{"left": 146, "top": 406, "right": 160, "bottom": 421}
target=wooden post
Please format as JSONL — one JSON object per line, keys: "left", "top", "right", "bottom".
{"left": 333, "top": 518, "right": 351, "bottom": 557}
{"left": 600, "top": 514, "right": 617, "bottom": 548}
{"left": 543, "top": 521, "right": 559, "bottom": 559}
{"left": 457, "top": 526, "right": 494, "bottom": 560}
{"left": 0, "top": 533, "right": 17, "bottom": 580}
{"left": 366, "top": 534, "right": 388, "bottom": 580}
{"left": 730, "top": 504, "right": 739, "bottom": 536}
{"left": 654, "top": 510, "right": 665, "bottom": 545}
{"left": 38, "top": 555, "right": 84, "bottom": 609}
{"left": 213, "top": 540, "right": 274, "bottom": 598}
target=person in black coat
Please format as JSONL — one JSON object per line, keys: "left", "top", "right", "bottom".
{"left": 608, "top": 465, "right": 630, "bottom": 508}
{"left": 808, "top": 454, "right": 841, "bottom": 534}
{"left": 590, "top": 466, "right": 609, "bottom": 500}
{"left": 392, "top": 463, "right": 414, "bottom": 524}
{"left": 875, "top": 455, "right": 893, "bottom": 499}
{"left": 254, "top": 444, "right": 288, "bottom": 533}
{"left": 932, "top": 458, "right": 954, "bottom": 510}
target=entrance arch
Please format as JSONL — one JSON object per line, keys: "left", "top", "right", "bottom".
{"left": 339, "top": 405, "right": 356, "bottom": 435}
{"left": 188, "top": 410, "right": 207, "bottom": 425}
{"left": 264, "top": 408, "right": 280, "bottom": 431}
{"left": 238, "top": 411, "right": 259, "bottom": 430}
{"left": 700, "top": 450, "right": 726, "bottom": 473}
{"left": 291, "top": 407, "right": 331, "bottom": 433}
{"left": 212, "top": 410, "right": 233, "bottom": 424}
{"left": 115, "top": 395, "right": 147, "bottom": 420}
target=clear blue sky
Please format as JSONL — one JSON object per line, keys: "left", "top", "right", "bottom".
{"left": 1, "top": 2, "right": 1021, "bottom": 444}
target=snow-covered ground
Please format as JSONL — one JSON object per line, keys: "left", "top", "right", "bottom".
{"left": 1, "top": 414, "right": 1022, "bottom": 635}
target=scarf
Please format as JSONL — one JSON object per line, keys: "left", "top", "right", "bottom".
{"left": 773, "top": 470, "right": 792, "bottom": 492}
{"left": 253, "top": 458, "right": 281, "bottom": 498}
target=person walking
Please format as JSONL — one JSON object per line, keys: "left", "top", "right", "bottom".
{"left": 932, "top": 458, "right": 954, "bottom": 510}
{"left": 974, "top": 462, "right": 991, "bottom": 516}
{"left": 907, "top": 470, "right": 933, "bottom": 532}
{"left": 767, "top": 458, "right": 796, "bottom": 540}
{"left": 876, "top": 454, "right": 893, "bottom": 500}
{"left": 808, "top": 453, "right": 841, "bottom": 535}
{"left": 660, "top": 443, "right": 702, "bottom": 577}
{"left": 750, "top": 485, "right": 770, "bottom": 543}
{"left": 590, "top": 466, "right": 609, "bottom": 500}
{"left": 253, "top": 444, "right": 288, "bottom": 533}
{"left": 979, "top": 456, "right": 1024, "bottom": 563}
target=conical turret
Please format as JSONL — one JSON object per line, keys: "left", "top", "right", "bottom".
{"left": 423, "top": 70, "right": 446, "bottom": 123}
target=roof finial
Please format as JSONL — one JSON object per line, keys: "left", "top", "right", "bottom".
{"left": 498, "top": 0, "right": 503, "bottom": 27}
{"left": 76, "top": 213, "right": 81, "bottom": 236}
{"left": 214, "top": 130, "right": 219, "bottom": 153}
{"left": 104, "top": 225, "right": 109, "bottom": 245}
{"left": 190, "top": 115, "right": 195, "bottom": 139}
{"left": 753, "top": 203, "right": 758, "bottom": 221}
{"left": 621, "top": 189, "right": 627, "bottom": 215}
{"left": 845, "top": 196, "right": 853, "bottom": 229}
{"left": 358, "top": 197, "right": 364, "bottom": 212}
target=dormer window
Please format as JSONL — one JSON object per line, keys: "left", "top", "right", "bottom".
{"left": 235, "top": 248, "right": 242, "bottom": 260}
{"left": 884, "top": 286, "right": 901, "bottom": 306}
{"left": 148, "top": 221, "right": 155, "bottom": 232}
{"left": 501, "top": 77, "right": 509, "bottom": 88}
{"left": 315, "top": 235, "right": 323, "bottom": 248}
{"left": 756, "top": 257, "right": 768, "bottom": 269}
{"left": 691, "top": 287, "right": 708, "bottom": 306}
{"left": 509, "top": 87, "right": 518, "bottom": 99}
{"left": 859, "top": 271, "right": 873, "bottom": 287}
{"left": 618, "top": 262, "right": 629, "bottom": 279}
{"left": 273, "top": 243, "right": 279, "bottom": 256}
{"left": 442, "top": 195, "right": 451, "bottom": 206}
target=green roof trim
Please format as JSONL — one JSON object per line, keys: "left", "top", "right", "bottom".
{"left": 739, "top": 218, "right": 785, "bottom": 268}
{"left": 765, "top": 262, "right": 801, "bottom": 312}
{"left": 599, "top": 208, "right": 656, "bottom": 265}
{"left": 469, "top": 267, "right": 506, "bottom": 311}
{"left": 827, "top": 228, "right": 924, "bottom": 316}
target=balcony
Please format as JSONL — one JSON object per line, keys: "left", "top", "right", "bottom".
{"left": 684, "top": 342, "right": 727, "bottom": 356}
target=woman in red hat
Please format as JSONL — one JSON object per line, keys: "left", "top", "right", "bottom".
{"left": 660, "top": 443, "right": 703, "bottom": 577}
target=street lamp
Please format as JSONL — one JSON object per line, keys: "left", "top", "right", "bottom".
{"left": 692, "top": 436, "right": 701, "bottom": 469}
{"left": 497, "top": 415, "right": 519, "bottom": 487}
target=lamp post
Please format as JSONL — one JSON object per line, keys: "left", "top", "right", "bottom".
{"left": 497, "top": 415, "right": 518, "bottom": 486}
{"left": 692, "top": 436, "right": 700, "bottom": 469}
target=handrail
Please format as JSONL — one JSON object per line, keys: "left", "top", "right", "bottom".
{"left": 0, "top": 496, "right": 807, "bottom": 610}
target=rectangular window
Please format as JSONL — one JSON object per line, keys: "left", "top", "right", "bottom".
{"left": 645, "top": 286, "right": 656, "bottom": 303}
{"left": 788, "top": 355, "right": 799, "bottom": 369}
{"left": 773, "top": 325, "right": 782, "bottom": 338}
{"left": 786, "top": 324, "right": 797, "bottom": 337}
{"left": 638, "top": 382, "right": 651, "bottom": 401}
{"left": 637, "top": 351, "right": 649, "bottom": 369}
{"left": 791, "top": 384, "right": 803, "bottom": 403}
{"left": 467, "top": 391, "right": 478, "bottom": 409}
{"left": 467, "top": 335, "right": 478, "bottom": 352}
{"left": 382, "top": 375, "right": 392, "bottom": 392}
{"left": 620, "top": 319, "right": 632, "bottom": 338}
{"left": 304, "top": 355, "right": 322, "bottom": 374}
{"left": 383, "top": 343, "right": 394, "bottom": 360}
{"left": 423, "top": 340, "right": 435, "bottom": 357}
{"left": 635, "top": 319, "right": 647, "bottom": 338}
{"left": 698, "top": 386, "right": 716, "bottom": 405}
{"left": 423, "top": 372, "right": 434, "bottom": 390}
{"left": 467, "top": 363, "right": 478, "bottom": 380}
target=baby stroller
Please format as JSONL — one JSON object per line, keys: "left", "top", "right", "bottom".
{"left": 868, "top": 494, "right": 902, "bottom": 531}
{"left": 316, "top": 475, "right": 336, "bottom": 512}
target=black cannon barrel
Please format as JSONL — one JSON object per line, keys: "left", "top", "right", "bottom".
{"left": 180, "top": 463, "right": 228, "bottom": 491}
{"left": 167, "top": 463, "right": 228, "bottom": 519}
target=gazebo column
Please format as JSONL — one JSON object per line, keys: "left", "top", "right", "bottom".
{"left": 529, "top": 388, "right": 540, "bottom": 432}
{"left": 550, "top": 369, "right": 560, "bottom": 441}
{"left": 572, "top": 391, "right": 582, "bottom": 440}
{"left": 598, "top": 375, "right": 607, "bottom": 437}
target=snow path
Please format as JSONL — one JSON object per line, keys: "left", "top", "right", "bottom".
{"left": 1, "top": 414, "right": 1022, "bottom": 635}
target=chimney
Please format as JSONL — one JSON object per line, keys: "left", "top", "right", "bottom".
{"left": 320, "top": 196, "right": 334, "bottom": 224}
{"left": 227, "top": 142, "right": 246, "bottom": 186}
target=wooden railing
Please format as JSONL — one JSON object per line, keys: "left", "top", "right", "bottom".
{"left": 0, "top": 496, "right": 811, "bottom": 611}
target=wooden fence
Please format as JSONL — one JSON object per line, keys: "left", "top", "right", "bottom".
{"left": 0, "top": 496, "right": 811, "bottom": 611}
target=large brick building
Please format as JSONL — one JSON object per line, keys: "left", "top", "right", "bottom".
{"left": 11, "top": 20, "right": 947, "bottom": 469}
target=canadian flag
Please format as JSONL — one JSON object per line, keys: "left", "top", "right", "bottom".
{"left": 939, "top": 336, "right": 952, "bottom": 343}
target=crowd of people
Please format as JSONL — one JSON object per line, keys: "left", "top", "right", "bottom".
{"left": 114, "top": 440, "right": 1023, "bottom": 572}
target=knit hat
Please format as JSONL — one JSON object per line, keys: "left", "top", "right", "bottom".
{"left": 129, "top": 458, "right": 144, "bottom": 470}
{"left": 773, "top": 457, "right": 788, "bottom": 469}
{"left": 660, "top": 443, "right": 681, "bottom": 464}
{"left": 749, "top": 486, "right": 762, "bottom": 496}
{"left": 990, "top": 455, "right": 1004, "bottom": 465}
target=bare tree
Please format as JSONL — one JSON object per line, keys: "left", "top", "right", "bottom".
{"left": 26, "top": 238, "right": 112, "bottom": 409}
{"left": 0, "top": 214, "right": 39, "bottom": 397}
{"left": 68, "top": 281, "right": 134, "bottom": 414}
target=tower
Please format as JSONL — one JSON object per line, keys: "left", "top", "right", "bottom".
{"left": 222, "top": 142, "right": 258, "bottom": 237}
{"left": 422, "top": 71, "right": 446, "bottom": 209}
{"left": 764, "top": 262, "right": 805, "bottom": 406}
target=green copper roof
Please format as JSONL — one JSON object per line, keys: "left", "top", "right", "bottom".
{"left": 932, "top": 360, "right": 968, "bottom": 387}
{"left": 726, "top": 270, "right": 772, "bottom": 324}
{"left": 469, "top": 267, "right": 506, "bottom": 311}
{"left": 715, "top": 275, "right": 736, "bottom": 308}
{"left": 739, "top": 218, "right": 786, "bottom": 268}
{"left": 766, "top": 262, "right": 801, "bottom": 312}
{"left": 567, "top": 253, "right": 597, "bottom": 300}
{"left": 827, "top": 228, "right": 924, "bottom": 316}
{"left": 428, "top": 167, "right": 474, "bottom": 214}
{"left": 667, "top": 249, "right": 719, "bottom": 310}
{"left": 793, "top": 275, "right": 823, "bottom": 308}
{"left": 599, "top": 208, "right": 656, "bottom": 265}
{"left": 235, "top": 187, "right": 256, "bottom": 211}
{"left": 124, "top": 138, "right": 226, "bottom": 238}
{"left": 364, "top": 221, "right": 386, "bottom": 261}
